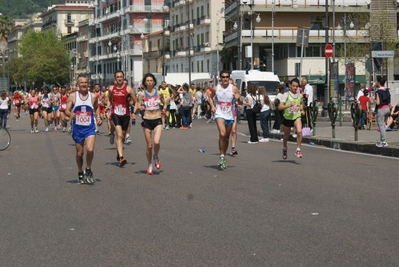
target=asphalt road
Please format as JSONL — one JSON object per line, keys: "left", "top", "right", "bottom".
{"left": 1, "top": 116, "right": 398, "bottom": 267}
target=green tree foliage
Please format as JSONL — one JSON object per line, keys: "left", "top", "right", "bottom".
{"left": 12, "top": 30, "right": 70, "bottom": 87}
{"left": 0, "top": 0, "right": 63, "bottom": 18}
{"left": 0, "top": 15, "right": 13, "bottom": 40}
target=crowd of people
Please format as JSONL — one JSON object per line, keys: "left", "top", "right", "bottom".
{"left": 3, "top": 70, "right": 395, "bottom": 183}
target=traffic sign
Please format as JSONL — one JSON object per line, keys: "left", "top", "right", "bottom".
{"left": 325, "top": 44, "right": 333, "bottom": 58}
{"left": 372, "top": 50, "right": 394, "bottom": 58}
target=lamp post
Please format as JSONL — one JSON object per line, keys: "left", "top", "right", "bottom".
{"left": 248, "top": 0, "right": 261, "bottom": 70}
{"left": 161, "top": 4, "right": 170, "bottom": 81}
{"left": 322, "top": 0, "right": 330, "bottom": 117}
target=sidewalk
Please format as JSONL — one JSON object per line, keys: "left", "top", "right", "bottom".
{"left": 268, "top": 119, "right": 399, "bottom": 157}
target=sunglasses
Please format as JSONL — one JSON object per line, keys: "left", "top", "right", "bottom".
{"left": 221, "top": 76, "right": 230, "bottom": 79}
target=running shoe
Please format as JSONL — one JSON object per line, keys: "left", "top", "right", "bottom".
{"left": 62, "top": 127, "right": 66, "bottom": 133}
{"left": 31, "top": 129, "right": 34, "bottom": 133}
{"left": 34, "top": 128, "right": 39, "bottom": 133}
{"left": 282, "top": 148, "right": 287, "bottom": 160}
{"left": 146, "top": 165, "right": 153, "bottom": 175}
{"left": 153, "top": 155, "right": 161, "bottom": 169}
{"left": 165, "top": 125, "right": 169, "bottom": 130}
{"left": 45, "top": 127, "right": 49, "bottom": 132}
{"left": 218, "top": 156, "right": 227, "bottom": 170}
{"left": 125, "top": 136, "right": 132, "bottom": 144}
{"left": 230, "top": 148, "right": 238, "bottom": 155}
{"left": 119, "top": 157, "right": 127, "bottom": 167}
{"left": 116, "top": 153, "right": 120, "bottom": 161}
{"left": 78, "top": 173, "right": 85, "bottom": 184}
{"left": 109, "top": 133, "right": 115, "bottom": 144}
{"left": 85, "top": 169, "right": 95, "bottom": 184}
{"left": 295, "top": 149, "right": 303, "bottom": 158}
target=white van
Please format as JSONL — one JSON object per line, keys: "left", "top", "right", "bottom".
{"left": 231, "top": 70, "right": 280, "bottom": 116}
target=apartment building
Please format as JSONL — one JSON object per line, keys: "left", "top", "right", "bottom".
{"left": 224, "top": 0, "right": 397, "bottom": 99}
{"left": 167, "top": 0, "right": 225, "bottom": 81}
{"left": 88, "top": 0, "right": 169, "bottom": 87}
{"left": 141, "top": 29, "right": 170, "bottom": 77}
{"left": 40, "top": 1, "right": 93, "bottom": 36}
{"left": 8, "top": 15, "right": 42, "bottom": 60}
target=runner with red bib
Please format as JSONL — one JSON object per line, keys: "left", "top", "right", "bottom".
{"left": 108, "top": 70, "right": 137, "bottom": 167}
{"left": 13, "top": 90, "right": 22, "bottom": 120}
{"left": 59, "top": 86, "right": 70, "bottom": 132}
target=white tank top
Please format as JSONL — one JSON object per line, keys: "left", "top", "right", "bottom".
{"left": 214, "top": 83, "right": 234, "bottom": 121}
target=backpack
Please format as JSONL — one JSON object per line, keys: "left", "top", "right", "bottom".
{"left": 182, "top": 92, "right": 192, "bottom": 108}
{"left": 377, "top": 89, "right": 391, "bottom": 105}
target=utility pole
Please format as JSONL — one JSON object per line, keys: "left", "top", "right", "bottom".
{"left": 185, "top": 0, "right": 191, "bottom": 84}
{"left": 237, "top": 0, "right": 242, "bottom": 70}
{"left": 322, "top": 1, "right": 329, "bottom": 117}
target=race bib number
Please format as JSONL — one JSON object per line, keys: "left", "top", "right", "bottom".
{"left": 218, "top": 101, "right": 232, "bottom": 113}
{"left": 288, "top": 105, "right": 300, "bottom": 114}
{"left": 114, "top": 105, "right": 126, "bottom": 115}
{"left": 61, "top": 104, "right": 67, "bottom": 109}
{"left": 14, "top": 100, "right": 19, "bottom": 105}
{"left": 30, "top": 104, "right": 38, "bottom": 109}
{"left": 76, "top": 111, "right": 92, "bottom": 126}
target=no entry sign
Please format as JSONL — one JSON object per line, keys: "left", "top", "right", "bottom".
{"left": 325, "top": 44, "right": 333, "bottom": 58}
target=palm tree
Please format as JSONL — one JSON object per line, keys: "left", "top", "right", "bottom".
{"left": 220, "top": 46, "right": 237, "bottom": 70}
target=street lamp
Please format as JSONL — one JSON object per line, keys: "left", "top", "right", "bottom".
{"left": 248, "top": 1, "right": 261, "bottom": 70}
{"left": 161, "top": 4, "right": 170, "bottom": 81}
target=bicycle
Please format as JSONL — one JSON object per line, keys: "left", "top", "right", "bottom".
{"left": 0, "top": 126, "right": 11, "bottom": 151}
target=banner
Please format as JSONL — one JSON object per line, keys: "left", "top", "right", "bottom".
{"left": 345, "top": 63, "right": 355, "bottom": 99}
{"left": 330, "top": 62, "right": 339, "bottom": 98}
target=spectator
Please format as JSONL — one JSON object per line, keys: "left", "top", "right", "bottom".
{"left": 271, "top": 84, "right": 285, "bottom": 133}
{"left": 258, "top": 86, "right": 271, "bottom": 142}
{"left": 358, "top": 89, "right": 370, "bottom": 130}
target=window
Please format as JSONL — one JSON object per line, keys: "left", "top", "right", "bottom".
{"left": 67, "top": 13, "right": 72, "bottom": 22}
{"left": 201, "top": 6, "right": 204, "bottom": 17}
{"left": 181, "top": 64, "right": 183, "bottom": 72}
{"left": 67, "top": 27, "right": 71, "bottom": 33}
{"left": 197, "top": 61, "right": 199, "bottom": 72}
{"left": 310, "top": 16, "right": 325, "bottom": 30}
{"left": 207, "top": 60, "right": 209, "bottom": 72}
{"left": 201, "top": 61, "right": 203, "bottom": 72}
{"left": 145, "top": 0, "right": 151, "bottom": 6}
{"left": 196, "top": 7, "right": 199, "bottom": 19}
{"left": 296, "top": 44, "right": 322, "bottom": 57}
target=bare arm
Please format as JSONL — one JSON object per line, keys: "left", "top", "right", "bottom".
{"left": 208, "top": 86, "right": 217, "bottom": 112}
{"left": 133, "top": 92, "right": 144, "bottom": 114}
{"left": 65, "top": 93, "right": 75, "bottom": 118}
{"left": 232, "top": 86, "right": 242, "bottom": 105}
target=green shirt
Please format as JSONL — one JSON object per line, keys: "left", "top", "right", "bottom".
{"left": 283, "top": 92, "right": 302, "bottom": 120}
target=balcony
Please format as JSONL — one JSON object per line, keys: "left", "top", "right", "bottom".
{"left": 200, "top": 16, "right": 211, "bottom": 25}
{"left": 224, "top": 27, "right": 369, "bottom": 45}
{"left": 64, "top": 19, "right": 75, "bottom": 26}
{"left": 77, "top": 35, "right": 88, "bottom": 42}
{"left": 201, "top": 43, "right": 211, "bottom": 53}
{"left": 144, "top": 50, "right": 161, "bottom": 58}
{"left": 127, "top": 3, "right": 165, "bottom": 12}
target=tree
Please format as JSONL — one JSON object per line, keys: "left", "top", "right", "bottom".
{"left": 220, "top": 46, "right": 237, "bottom": 70}
{"left": 12, "top": 30, "right": 70, "bottom": 87}
{"left": 0, "top": 15, "right": 13, "bottom": 79}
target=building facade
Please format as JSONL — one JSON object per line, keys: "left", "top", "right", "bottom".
{"left": 167, "top": 0, "right": 225, "bottom": 81}
{"left": 40, "top": 2, "right": 93, "bottom": 36}
{"left": 223, "top": 0, "right": 398, "bottom": 99}
{"left": 89, "top": 0, "right": 169, "bottom": 88}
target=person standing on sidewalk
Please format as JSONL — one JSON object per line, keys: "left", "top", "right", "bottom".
{"left": 108, "top": 70, "right": 137, "bottom": 167}
{"left": 243, "top": 83, "right": 259, "bottom": 144}
{"left": 65, "top": 74, "right": 102, "bottom": 184}
{"left": 0, "top": 91, "right": 10, "bottom": 128}
{"left": 301, "top": 77, "right": 313, "bottom": 130}
{"left": 374, "top": 77, "right": 391, "bottom": 147}
{"left": 208, "top": 70, "right": 242, "bottom": 169}
{"left": 279, "top": 78, "right": 304, "bottom": 159}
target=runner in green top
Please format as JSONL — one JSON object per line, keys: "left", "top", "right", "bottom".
{"left": 278, "top": 78, "right": 304, "bottom": 159}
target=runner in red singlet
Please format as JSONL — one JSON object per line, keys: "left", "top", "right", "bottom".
{"left": 108, "top": 70, "right": 137, "bottom": 167}
{"left": 59, "top": 86, "right": 70, "bottom": 132}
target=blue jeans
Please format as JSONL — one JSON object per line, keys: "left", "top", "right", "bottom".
{"left": 181, "top": 107, "right": 191, "bottom": 127}
{"left": 0, "top": 109, "right": 7, "bottom": 128}
{"left": 358, "top": 110, "right": 366, "bottom": 128}
{"left": 260, "top": 110, "right": 271, "bottom": 138}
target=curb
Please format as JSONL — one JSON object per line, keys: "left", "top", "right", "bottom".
{"left": 269, "top": 133, "right": 399, "bottom": 158}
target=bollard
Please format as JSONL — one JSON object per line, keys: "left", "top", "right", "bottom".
{"left": 350, "top": 102, "right": 362, "bottom": 141}
{"left": 308, "top": 100, "right": 318, "bottom": 135}
{"left": 327, "top": 102, "right": 338, "bottom": 138}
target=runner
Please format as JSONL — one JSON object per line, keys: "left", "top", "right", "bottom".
{"left": 40, "top": 88, "right": 53, "bottom": 132}
{"left": 13, "top": 89, "right": 22, "bottom": 120}
{"left": 108, "top": 70, "right": 137, "bottom": 167}
{"left": 65, "top": 74, "right": 102, "bottom": 184}
{"left": 93, "top": 83, "right": 105, "bottom": 134}
{"left": 229, "top": 78, "right": 241, "bottom": 155}
{"left": 159, "top": 81, "right": 173, "bottom": 130}
{"left": 208, "top": 70, "right": 242, "bottom": 169}
{"left": 279, "top": 77, "right": 304, "bottom": 159}
{"left": 50, "top": 86, "right": 61, "bottom": 130}
{"left": 26, "top": 89, "right": 40, "bottom": 133}
{"left": 134, "top": 73, "right": 166, "bottom": 175}
{"left": 59, "top": 86, "right": 70, "bottom": 132}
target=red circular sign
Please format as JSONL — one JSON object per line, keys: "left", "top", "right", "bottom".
{"left": 325, "top": 44, "right": 333, "bottom": 58}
